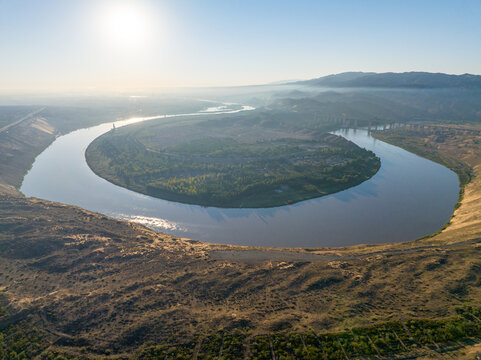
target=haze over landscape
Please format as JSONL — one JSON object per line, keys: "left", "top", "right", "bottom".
{"left": 2, "top": 0, "right": 481, "bottom": 92}
{"left": 1, "top": 1, "right": 481, "bottom": 359}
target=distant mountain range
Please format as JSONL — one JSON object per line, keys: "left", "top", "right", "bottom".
{"left": 295, "top": 71, "right": 481, "bottom": 89}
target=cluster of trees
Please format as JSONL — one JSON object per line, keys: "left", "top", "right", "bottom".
{"left": 166, "top": 137, "right": 302, "bottom": 159}
{"left": 136, "top": 307, "right": 481, "bottom": 359}
{"left": 86, "top": 133, "right": 380, "bottom": 207}
{"left": 0, "top": 321, "right": 49, "bottom": 360}
{"left": 2, "top": 307, "right": 480, "bottom": 359}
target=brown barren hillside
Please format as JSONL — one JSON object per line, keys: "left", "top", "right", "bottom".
{"left": 1, "top": 118, "right": 481, "bottom": 358}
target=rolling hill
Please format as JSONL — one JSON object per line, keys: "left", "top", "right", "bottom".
{"left": 297, "top": 71, "right": 481, "bottom": 89}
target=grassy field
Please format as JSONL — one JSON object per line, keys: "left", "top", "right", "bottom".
{"left": 86, "top": 112, "right": 380, "bottom": 207}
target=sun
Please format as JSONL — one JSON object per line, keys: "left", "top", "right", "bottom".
{"left": 98, "top": 1, "right": 153, "bottom": 51}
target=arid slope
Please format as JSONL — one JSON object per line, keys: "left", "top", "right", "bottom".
{"left": 1, "top": 118, "right": 481, "bottom": 358}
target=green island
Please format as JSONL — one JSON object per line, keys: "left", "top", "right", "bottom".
{"left": 86, "top": 112, "right": 380, "bottom": 208}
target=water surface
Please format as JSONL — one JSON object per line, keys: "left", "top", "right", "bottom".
{"left": 21, "top": 115, "right": 459, "bottom": 247}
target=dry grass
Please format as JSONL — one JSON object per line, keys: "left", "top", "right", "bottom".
{"left": 1, "top": 120, "right": 481, "bottom": 357}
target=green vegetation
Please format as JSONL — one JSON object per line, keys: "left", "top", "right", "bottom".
{"left": 372, "top": 130, "right": 472, "bottom": 188}
{"left": 1, "top": 308, "right": 478, "bottom": 359}
{"left": 86, "top": 113, "right": 380, "bottom": 208}
{"left": 11, "top": 307, "right": 478, "bottom": 359}
{"left": 136, "top": 307, "right": 481, "bottom": 359}
{"left": 135, "top": 307, "right": 479, "bottom": 359}
{"left": 0, "top": 322, "right": 50, "bottom": 360}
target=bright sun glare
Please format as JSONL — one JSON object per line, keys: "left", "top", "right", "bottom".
{"left": 98, "top": 2, "right": 153, "bottom": 51}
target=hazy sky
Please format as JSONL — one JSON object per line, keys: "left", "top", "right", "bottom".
{"left": 1, "top": 0, "right": 481, "bottom": 92}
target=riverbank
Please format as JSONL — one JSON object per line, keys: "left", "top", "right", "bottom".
{"left": 2, "top": 191, "right": 481, "bottom": 358}
{"left": 22, "top": 124, "right": 459, "bottom": 246}
{"left": 372, "top": 123, "right": 481, "bottom": 245}
{"left": 1, "top": 111, "right": 481, "bottom": 358}
{"left": 0, "top": 110, "right": 55, "bottom": 194}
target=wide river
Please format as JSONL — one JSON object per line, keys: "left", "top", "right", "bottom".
{"left": 21, "top": 106, "right": 459, "bottom": 247}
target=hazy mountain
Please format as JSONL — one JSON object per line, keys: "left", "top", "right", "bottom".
{"left": 297, "top": 71, "right": 481, "bottom": 89}
{"left": 299, "top": 72, "right": 374, "bottom": 86}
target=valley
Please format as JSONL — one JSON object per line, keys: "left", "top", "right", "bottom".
{"left": 1, "top": 94, "right": 481, "bottom": 358}
{"left": 3, "top": 0, "right": 481, "bottom": 356}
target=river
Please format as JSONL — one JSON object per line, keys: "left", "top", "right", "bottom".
{"left": 21, "top": 106, "right": 459, "bottom": 247}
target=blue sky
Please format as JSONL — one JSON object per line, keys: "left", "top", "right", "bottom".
{"left": 1, "top": 0, "right": 481, "bottom": 91}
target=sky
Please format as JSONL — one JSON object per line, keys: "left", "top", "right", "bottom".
{"left": 1, "top": 0, "right": 481, "bottom": 92}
